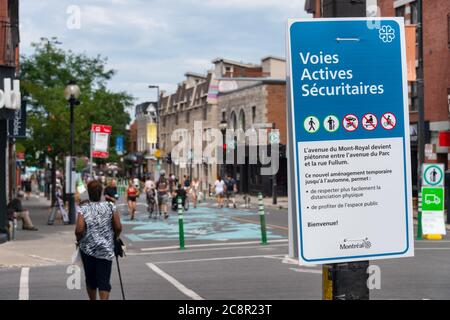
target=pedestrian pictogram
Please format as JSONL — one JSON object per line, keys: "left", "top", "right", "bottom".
{"left": 343, "top": 114, "right": 358, "bottom": 132}
{"left": 304, "top": 116, "right": 319, "bottom": 133}
{"left": 381, "top": 112, "right": 396, "bottom": 130}
{"left": 324, "top": 115, "right": 339, "bottom": 133}
{"left": 423, "top": 164, "right": 444, "bottom": 187}
{"left": 362, "top": 113, "right": 378, "bottom": 131}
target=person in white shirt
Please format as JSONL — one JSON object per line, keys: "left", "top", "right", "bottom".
{"left": 144, "top": 175, "right": 156, "bottom": 217}
{"left": 214, "top": 176, "right": 226, "bottom": 208}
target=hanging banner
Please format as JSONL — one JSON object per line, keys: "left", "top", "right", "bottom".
{"left": 147, "top": 123, "right": 157, "bottom": 144}
{"left": 8, "top": 99, "right": 26, "bottom": 138}
{"left": 91, "top": 124, "right": 112, "bottom": 158}
{"left": 116, "top": 135, "right": 124, "bottom": 155}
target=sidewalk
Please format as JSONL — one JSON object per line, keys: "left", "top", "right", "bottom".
{"left": 0, "top": 195, "right": 75, "bottom": 269}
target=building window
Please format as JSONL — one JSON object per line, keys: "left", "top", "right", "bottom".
{"left": 410, "top": 2, "right": 418, "bottom": 24}
{"left": 175, "top": 113, "right": 179, "bottom": 125}
{"left": 411, "top": 82, "right": 419, "bottom": 112}
{"left": 203, "top": 106, "right": 208, "bottom": 120}
{"left": 395, "top": 5, "right": 405, "bottom": 18}
{"left": 186, "top": 111, "right": 190, "bottom": 123}
{"left": 163, "top": 116, "right": 166, "bottom": 127}
{"left": 448, "top": 14, "right": 450, "bottom": 48}
{"left": 447, "top": 89, "right": 450, "bottom": 115}
{"left": 252, "top": 106, "right": 256, "bottom": 123}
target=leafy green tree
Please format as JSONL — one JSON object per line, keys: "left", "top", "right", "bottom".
{"left": 20, "top": 38, "right": 133, "bottom": 201}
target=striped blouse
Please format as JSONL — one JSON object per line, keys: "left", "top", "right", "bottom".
{"left": 78, "top": 202, "right": 116, "bottom": 261}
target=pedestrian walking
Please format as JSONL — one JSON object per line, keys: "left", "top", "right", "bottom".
{"left": 156, "top": 170, "right": 170, "bottom": 219}
{"left": 125, "top": 180, "right": 138, "bottom": 220}
{"left": 190, "top": 177, "right": 200, "bottom": 208}
{"left": 144, "top": 175, "right": 156, "bottom": 217}
{"left": 214, "top": 176, "right": 225, "bottom": 208}
{"left": 104, "top": 179, "right": 119, "bottom": 203}
{"left": 75, "top": 180, "right": 122, "bottom": 300}
{"left": 225, "top": 174, "right": 238, "bottom": 208}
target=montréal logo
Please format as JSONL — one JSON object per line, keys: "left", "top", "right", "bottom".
{"left": 339, "top": 238, "right": 372, "bottom": 250}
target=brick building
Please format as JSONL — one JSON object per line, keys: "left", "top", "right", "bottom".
{"left": 217, "top": 56, "right": 288, "bottom": 196}
{"left": 305, "top": 0, "right": 450, "bottom": 192}
{"left": 0, "top": 0, "right": 20, "bottom": 243}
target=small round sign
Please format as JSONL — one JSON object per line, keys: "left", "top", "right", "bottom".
{"left": 381, "top": 112, "right": 396, "bottom": 130}
{"left": 304, "top": 116, "right": 320, "bottom": 134}
{"left": 423, "top": 165, "right": 444, "bottom": 186}
{"left": 362, "top": 113, "right": 378, "bottom": 131}
{"left": 343, "top": 114, "right": 358, "bottom": 132}
{"left": 323, "top": 115, "right": 339, "bottom": 133}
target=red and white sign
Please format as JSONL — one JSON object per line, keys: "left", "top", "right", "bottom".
{"left": 91, "top": 124, "right": 112, "bottom": 158}
{"left": 362, "top": 113, "right": 378, "bottom": 131}
{"left": 381, "top": 112, "right": 396, "bottom": 130}
{"left": 343, "top": 114, "right": 358, "bottom": 132}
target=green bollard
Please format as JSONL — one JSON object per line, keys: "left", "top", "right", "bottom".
{"left": 178, "top": 197, "right": 185, "bottom": 250}
{"left": 416, "top": 191, "right": 423, "bottom": 240}
{"left": 258, "top": 193, "right": 268, "bottom": 245}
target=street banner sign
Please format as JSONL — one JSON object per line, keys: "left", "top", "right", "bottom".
{"left": 287, "top": 18, "right": 413, "bottom": 264}
{"left": 116, "top": 135, "right": 124, "bottom": 155}
{"left": 147, "top": 123, "right": 157, "bottom": 144}
{"left": 8, "top": 100, "right": 26, "bottom": 138}
{"left": 422, "top": 163, "right": 444, "bottom": 187}
{"left": 91, "top": 124, "right": 112, "bottom": 158}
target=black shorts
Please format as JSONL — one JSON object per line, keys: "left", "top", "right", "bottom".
{"left": 128, "top": 196, "right": 136, "bottom": 202}
{"left": 80, "top": 250, "right": 113, "bottom": 292}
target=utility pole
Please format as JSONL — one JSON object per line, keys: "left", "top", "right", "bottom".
{"left": 416, "top": 0, "right": 425, "bottom": 237}
{"left": 321, "top": 0, "right": 369, "bottom": 300}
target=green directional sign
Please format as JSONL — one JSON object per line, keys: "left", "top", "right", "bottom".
{"left": 422, "top": 187, "right": 444, "bottom": 211}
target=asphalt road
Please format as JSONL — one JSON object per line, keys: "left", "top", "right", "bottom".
{"left": 1, "top": 194, "right": 450, "bottom": 300}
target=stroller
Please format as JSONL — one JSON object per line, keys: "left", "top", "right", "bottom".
{"left": 171, "top": 187, "right": 189, "bottom": 212}
{"left": 146, "top": 189, "right": 157, "bottom": 218}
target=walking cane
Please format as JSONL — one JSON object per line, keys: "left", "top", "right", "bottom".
{"left": 115, "top": 255, "right": 126, "bottom": 300}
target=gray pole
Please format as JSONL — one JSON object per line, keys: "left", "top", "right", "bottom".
{"left": 272, "top": 123, "right": 277, "bottom": 205}
{"left": 68, "top": 99, "right": 76, "bottom": 224}
{"left": 0, "top": 120, "right": 8, "bottom": 243}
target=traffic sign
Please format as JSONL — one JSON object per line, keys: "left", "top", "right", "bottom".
{"left": 343, "top": 114, "right": 358, "bottom": 132}
{"left": 324, "top": 115, "right": 339, "bottom": 133}
{"left": 269, "top": 131, "right": 281, "bottom": 143}
{"left": 381, "top": 112, "right": 396, "bottom": 130}
{"left": 304, "top": 116, "right": 320, "bottom": 133}
{"left": 421, "top": 187, "right": 444, "bottom": 211}
{"left": 287, "top": 18, "right": 413, "bottom": 265}
{"left": 362, "top": 113, "right": 378, "bottom": 131}
{"left": 422, "top": 163, "right": 444, "bottom": 187}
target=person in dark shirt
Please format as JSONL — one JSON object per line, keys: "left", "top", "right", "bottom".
{"left": 103, "top": 179, "right": 118, "bottom": 203}
{"left": 7, "top": 191, "right": 38, "bottom": 231}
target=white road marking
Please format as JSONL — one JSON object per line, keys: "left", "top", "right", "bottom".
{"left": 146, "top": 263, "right": 204, "bottom": 300}
{"left": 28, "top": 255, "right": 63, "bottom": 263}
{"left": 140, "top": 239, "right": 288, "bottom": 252}
{"left": 289, "top": 267, "right": 322, "bottom": 274}
{"left": 154, "top": 254, "right": 285, "bottom": 265}
{"left": 19, "top": 267, "right": 30, "bottom": 300}
{"left": 128, "top": 243, "right": 287, "bottom": 256}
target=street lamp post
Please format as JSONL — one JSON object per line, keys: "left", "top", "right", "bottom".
{"left": 219, "top": 117, "right": 228, "bottom": 178}
{"left": 149, "top": 85, "right": 160, "bottom": 180}
{"left": 64, "top": 81, "right": 81, "bottom": 225}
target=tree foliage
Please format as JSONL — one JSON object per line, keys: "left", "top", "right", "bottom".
{"left": 20, "top": 37, "right": 133, "bottom": 168}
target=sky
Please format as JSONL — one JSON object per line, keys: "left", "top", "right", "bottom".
{"left": 20, "top": 0, "right": 310, "bottom": 109}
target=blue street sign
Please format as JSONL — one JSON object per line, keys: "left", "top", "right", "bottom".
{"left": 116, "top": 135, "right": 124, "bottom": 155}
{"left": 287, "top": 18, "right": 414, "bottom": 265}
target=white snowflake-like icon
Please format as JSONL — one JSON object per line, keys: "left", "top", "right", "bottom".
{"left": 379, "top": 25, "right": 395, "bottom": 43}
